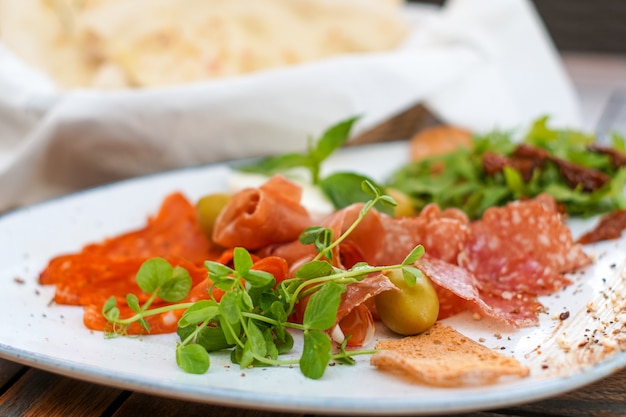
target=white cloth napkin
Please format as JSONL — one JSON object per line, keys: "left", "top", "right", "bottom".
{"left": 0, "top": 0, "right": 581, "bottom": 212}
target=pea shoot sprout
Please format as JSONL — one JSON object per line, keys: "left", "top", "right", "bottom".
{"left": 102, "top": 180, "right": 425, "bottom": 379}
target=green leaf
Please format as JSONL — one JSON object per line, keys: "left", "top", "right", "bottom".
{"left": 266, "top": 301, "right": 288, "bottom": 340}
{"left": 237, "top": 153, "right": 312, "bottom": 176}
{"left": 299, "top": 227, "right": 334, "bottom": 259}
{"left": 230, "top": 345, "right": 243, "bottom": 365}
{"left": 233, "top": 247, "right": 253, "bottom": 275}
{"left": 219, "top": 290, "right": 242, "bottom": 325}
{"left": 300, "top": 330, "right": 332, "bottom": 379}
{"left": 402, "top": 245, "right": 425, "bottom": 266}
{"left": 212, "top": 276, "right": 237, "bottom": 292}
{"left": 275, "top": 329, "right": 295, "bottom": 354}
{"left": 319, "top": 173, "right": 394, "bottom": 215}
{"left": 102, "top": 297, "right": 120, "bottom": 322}
{"left": 378, "top": 195, "right": 397, "bottom": 207}
{"left": 503, "top": 166, "right": 526, "bottom": 197}
{"left": 241, "top": 290, "right": 254, "bottom": 311}
{"left": 313, "top": 229, "right": 334, "bottom": 258}
{"left": 361, "top": 179, "right": 379, "bottom": 197}
{"left": 240, "top": 320, "right": 266, "bottom": 368}
{"left": 349, "top": 262, "right": 369, "bottom": 271}
{"left": 177, "top": 323, "right": 195, "bottom": 342}
{"left": 176, "top": 344, "right": 210, "bottom": 374}
{"left": 269, "top": 301, "right": 288, "bottom": 324}
{"left": 295, "top": 260, "right": 334, "bottom": 280}
{"left": 236, "top": 116, "right": 358, "bottom": 185}
{"left": 204, "top": 261, "right": 234, "bottom": 278}
{"left": 196, "top": 326, "right": 234, "bottom": 352}
{"left": 312, "top": 116, "right": 359, "bottom": 162}
{"left": 126, "top": 294, "right": 140, "bottom": 313}
{"left": 243, "top": 270, "right": 275, "bottom": 288}
{"left": 158, "top": 266, "right": 192, "bottom": 302}
{"left": 219, "top": 315, "right": 241, "bottom": 346}
{"left": 178, "top": 300, "right": 219, "bottom": 327}
{"left": 402, "top": 266, "right": 423, "bottom": 287}
{"left": 299, "top": 226, "right": 328, "bottom": 245}
{"left": 303, "top": 281, "right": 346, "bottom": 330}
{"left": 263, "top": 328, "right": 279, "bottom": 360}
{"left": 136, "top": 257, "right": 173, "bottom": 293}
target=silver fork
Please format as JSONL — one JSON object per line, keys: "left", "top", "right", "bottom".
{"left": 595, "top": 89, "right": 626, "bottom": 144}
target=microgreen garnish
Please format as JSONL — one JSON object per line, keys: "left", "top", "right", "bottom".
{"left": 103, "top": 180, "right": 424, "bottom": 379}
{"left": 239, "top": 117, "right": 359, "bottom": 184}
{"left": 238, "top": 116, "right": 392, "bottom": 213}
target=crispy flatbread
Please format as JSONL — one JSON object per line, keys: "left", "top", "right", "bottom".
{"left": 371, "top": 323, "right": 529, "bottom": 387}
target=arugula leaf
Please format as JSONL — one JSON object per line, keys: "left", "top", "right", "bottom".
{"left": 386, "top": 116, "right": 626, "bottom": 218}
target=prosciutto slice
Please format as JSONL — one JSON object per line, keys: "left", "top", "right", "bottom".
{"left": 212, "top": 175, "right": 312, "bottom": 250}
{"left": 263, "top": 202, "right": 470, "bottom": 268}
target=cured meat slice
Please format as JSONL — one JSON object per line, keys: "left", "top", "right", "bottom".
{"left": 212, "top": 175, "right": 312, "bottom": 250}
{"left": 376, "top": 204, "right": 469, "bottom": 265}
{"left": 417, "top": 255, "right": 540, "bottom": 327}
{"left": 258, "top": 203, "right": 383, "bottom": 268}
{"left": 40, "top": 192, "right": 217, "bottom": 287}
{"left": 293, "top": 272, "right": 396, "bottom": 347}
{"left": 52, "top": 256, "right": 206, "bottom": 306}
{"left": 577, "top": 209, "right": 626, "bottom": 244}
{"left": 262, "top": 202, "right": 470, "bottom": 269}
{"left": 459, "top": 194, "right": 591, "bottom": 297}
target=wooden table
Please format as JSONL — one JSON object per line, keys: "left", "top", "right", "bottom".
{"left": 0, "top": 356, "right": 625, "bottom": 417}
{"left": 2, "top": 53, "right": 626, "bottom": 417}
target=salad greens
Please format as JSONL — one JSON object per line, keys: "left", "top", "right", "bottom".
{"left": 387, "top": 116, "right": 626, "bottom": 219}
{"left": 102, "top": 181, "right": 425, "bottom": 379}
{"left": 241, "top": 115, "right": 626, "bottom": 220}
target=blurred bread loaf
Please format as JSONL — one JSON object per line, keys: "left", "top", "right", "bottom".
{"left": 0, "top": 0, "right": 408, "bottom": 89}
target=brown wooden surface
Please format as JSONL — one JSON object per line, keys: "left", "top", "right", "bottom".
{"left": 1, "top": 357, "right": 625, "bottom": 417}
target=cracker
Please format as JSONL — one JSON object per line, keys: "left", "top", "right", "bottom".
{"left": 370, "top": 323, "right": 529, "bottom": 386}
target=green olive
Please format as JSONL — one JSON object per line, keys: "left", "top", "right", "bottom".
{"left": 384, "top": 188, "right": 416, "bottom": 217}
{"left": 195, "top": 193, "right": 230, "bottom": 240}
{"left": 375, "top": 269, "right": 439, "bottom": 335}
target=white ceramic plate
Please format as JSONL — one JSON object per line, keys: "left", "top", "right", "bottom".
{"left": 1, "top": 142, "right": 625, "bottom": 415}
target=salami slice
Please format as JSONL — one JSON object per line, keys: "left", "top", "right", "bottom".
{"left": 459, "top": 194, "right": 590, "bottom": 297}
{"left": 417, "top": 255, "right": 540, "bottom": 327}
{"left": 377, "top": 204, "right": 470, "bottom": 265}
